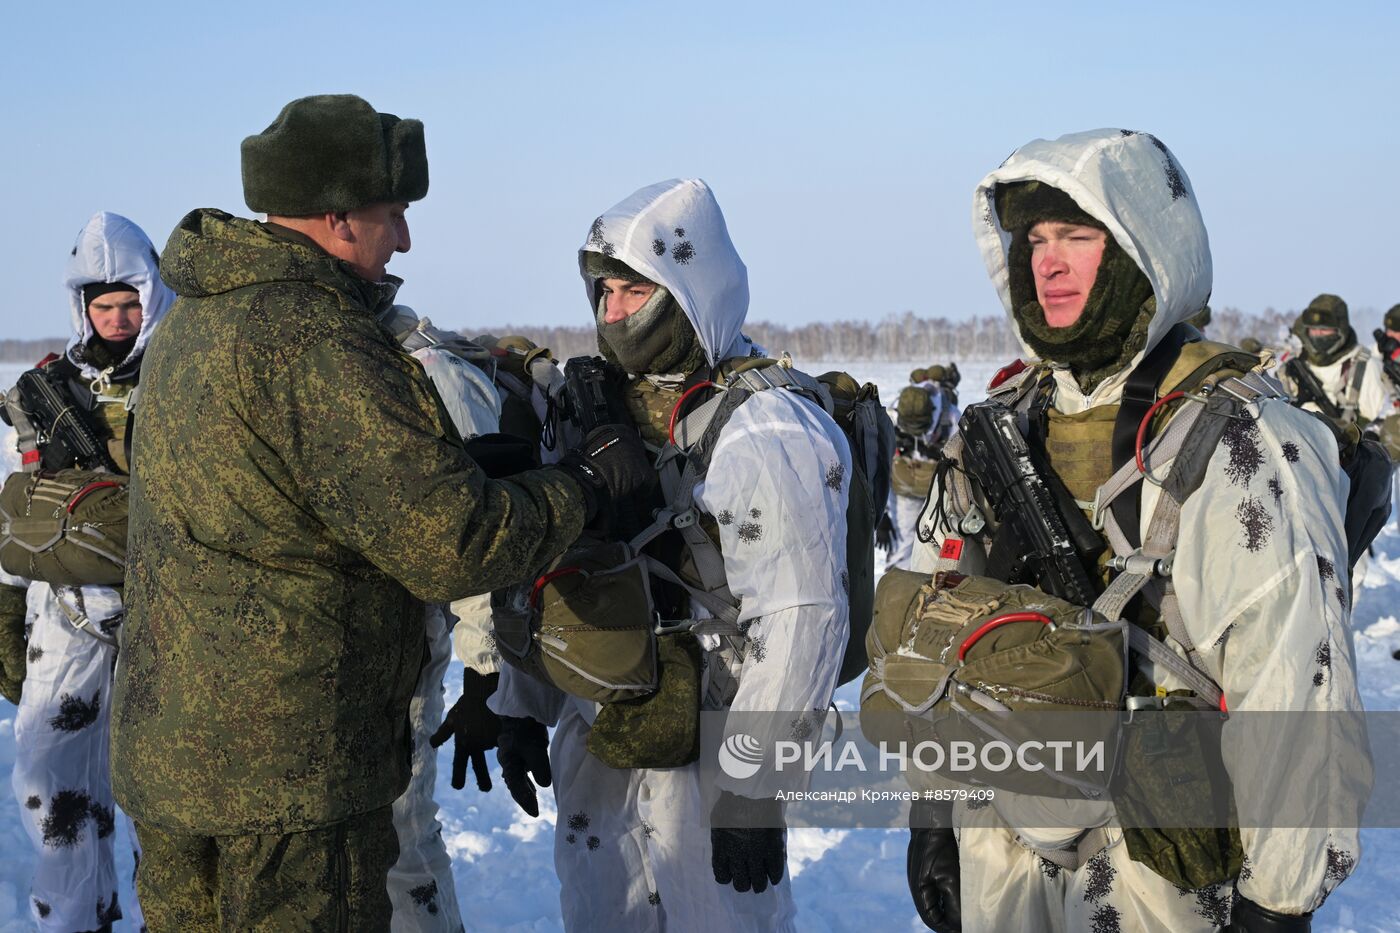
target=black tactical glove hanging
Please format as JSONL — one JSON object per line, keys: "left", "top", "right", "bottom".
{"left": 710, "top": 790, "right": 786, "bottom": 894}
{"left": 1224, "top": 894, "right": 1312, "bottom": 932}
{"left": 554, "top": 425, "right": 656, "bottom": 527}
{"left": 428, "top": 668, "right": 502, "bottom": 792}
{"left": 875, "top": 510, "right": 898, "bottom": 552}
{"left": 497, "top": 715, "right": 553, "bottom": 817}
{"left": 908, "top": 800, "right": 961, "bottom": 932}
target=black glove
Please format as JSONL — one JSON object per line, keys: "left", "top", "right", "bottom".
{"left": 496, "top": 715, "right": 552, "bottom": 817}
{"left": 908, "top": 801, "right": 961, "bottom": 932}
{"left": 0, "top": 583, "right": 28, "bottom": 705}
{"left": 428, "top": 668, "right": 501, "bottom": 791}
{"left": 554, "top": 425, "right": 656, "bottom": 526}
{"left": 710, "top": 791, "right": 786, "bottom": 894}
{"left": 464, "top": 433, "right": 541, "bottom": 477}
{"left": 875, "top": 510, "right": 898, "bottom": 552}
{"left": 1225, "top": 894, "right": 1311, "bottom": 932}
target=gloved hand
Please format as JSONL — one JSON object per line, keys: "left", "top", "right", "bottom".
{"left": 554, "top": 425, "right": 656, "bottom": 526}
{"left": 710, "top": 791, "right": 786, "bottom": 894}
{"left": 428, "top": 668, "right": 502, "bottom": 791}
{"left": 908, "top": 800, "right": 961, "bottom": 932}
{"left": 1224, "top": 894, "right": 1311, "bottom": 931}
{"left": 875, "top": 509, "right": 898, "bottom": 552}
{"left": 497, "top": 715, "right": 552, "bottom": 817}
{"left": 0, "top": 583, "right": 28, "bottom": 705}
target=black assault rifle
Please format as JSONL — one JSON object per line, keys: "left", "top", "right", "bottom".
{"left": 1282, "top": 358, "right": 1343, "bottom": 420}
{"left": 958, "top": 401, "right": 1100, "bottom": 607}
{"left": 2, "top": 365, "right": 118, "bottom": 472}
{"left": 558, "top": 356, "right": 649, "bottom": 539}
{"left": 1375, "top": 329, "right": 1400, "bottom": 388}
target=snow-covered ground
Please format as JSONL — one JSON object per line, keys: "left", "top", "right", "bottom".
{"left": 0, "top": 359, "right": 1396, "bottom": 931}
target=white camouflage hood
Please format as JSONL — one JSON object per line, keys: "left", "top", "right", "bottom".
{"left": 973, "top": 129, "right": 1212, "bottom": 373}
{"left": 62, "top": 211, "right": 174, "bottom": 379}
{"left": 579, "top": 179, "right": 754, "bottom": 367}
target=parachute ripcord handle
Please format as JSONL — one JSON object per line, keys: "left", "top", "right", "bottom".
{"left": 529, "top": 567, "right": 588, "bottom": 609}
{"left": 66, "top": 480, "right": 123, "bottom": 513}
{"left": 667, "top": 381, "right": 718, "bottom": 447}
{"left": 957, "top": 612, "right": 1055, "bottom": 662}
{"left": 1134, "top": 391, "right": 1187, "bottom": 479}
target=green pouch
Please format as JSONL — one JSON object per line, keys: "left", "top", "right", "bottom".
{"left": 891, "top": 456, "right": 937, "bottom": 499}
{"left": 586, "top": 632, "right": 703, "bottom": 769}
{"left": 491, "top": 540, "right": 658, "bottom": 704}
{"left": 1114, "top": 706, "right": 1243, "bottom": 889}
{"left": 0, "top": 469, "right": 128, "bottom": 586}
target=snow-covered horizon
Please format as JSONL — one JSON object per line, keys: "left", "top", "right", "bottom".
{"left": 0, "top": 360, "right": 1395, "bottom": 931}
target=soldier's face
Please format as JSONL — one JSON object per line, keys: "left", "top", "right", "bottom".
{"left": 1027, "top": 221, "right": 1107, "bottom": 327}
{"left": 343, "top": 201, "right": 411, "bottom": 282}
{"left": 86, "top": 292, "right": 143, "bottom": 342}
{"left": 600, "top": 278, "right": 658, "bottom": 324}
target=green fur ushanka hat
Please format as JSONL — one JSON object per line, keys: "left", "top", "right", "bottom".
{"left": 241, "top": 94, "right": 429, "bottom": 215}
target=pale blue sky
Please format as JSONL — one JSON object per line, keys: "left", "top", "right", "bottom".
{"left": 3, "top": 0, "right": 1397, "bottom": 341}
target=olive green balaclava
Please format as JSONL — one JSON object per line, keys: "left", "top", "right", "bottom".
{"left": 1292, "top": 293, "right": 1356, "bottom": 366}
{"left": 584, "top": 252, "right": 707, "bottom": 376}
{"left": 996, "top": 181, "right": 1157, "bottom": 393}
{"left": 1383, "top": 303, "right": 1400, "bottom": 333}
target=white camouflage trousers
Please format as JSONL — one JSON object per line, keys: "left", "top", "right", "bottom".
{"left": 954, "top": 801, "right": 1236, "bottom": 933}
{"left": 550, "top": 700, "right": 798, "bottom": 933}
{"left": 389, "top": 603, "right": 466, "bottom": 933}
{"left": 885, "top": 493, "right": 927, "bottom": 572}
{"left": 12, "top": 583, "right": 143, "bottom": 932}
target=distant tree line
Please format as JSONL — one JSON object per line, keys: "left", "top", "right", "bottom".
{"left": 0, "top": 306, "right": 1316, "bottom": 366}
{"left": 464, "top": 306, "right": 1302, "bottom": 364}
{"left": 0, "top": 338, "right": 66, "bottom": 365}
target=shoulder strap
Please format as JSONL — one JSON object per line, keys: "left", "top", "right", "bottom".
{"left": 1110, "top": 324, "right": 1192, "bottom": 550}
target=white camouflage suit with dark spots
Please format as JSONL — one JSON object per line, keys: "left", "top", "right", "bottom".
{"left": 491, "top": 179, "right": 853, "bottom": 933}
{"left": 912, "top": 131, "right": 1368, "bottom": 932}
{"left": 6, "top": 213, "right": 173, "bottom": 932}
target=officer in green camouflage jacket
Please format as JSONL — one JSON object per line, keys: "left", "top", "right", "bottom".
{"left": 110, "top": 94, "right": 651, "bottom": 931}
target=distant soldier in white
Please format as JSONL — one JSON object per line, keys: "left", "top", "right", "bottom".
{"left": 885, "top": 366, "right": 960, "bottom": 571}
{"left": 904, "top": 130, "right": 1367, "bottom": 931}
{"left": 489, "top": 179, "right": 857, "bottom": 932}
{"left": 1280, "top": 294, "right": 1395, "bottom": 433}
{"left": 0, "top": 212, "right": 172, "bottom": 932}
{"left": 1371, "top": 303, "right": 1400, "bottom": 460}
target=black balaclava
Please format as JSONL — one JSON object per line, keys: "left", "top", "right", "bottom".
{"left": 996, "top": 181, "right": 1157, "bottom": 393}
{"left": 1292, "top": 293, "right": 1356, "bottom": 366}
{"left": 584, "top": 252, "right": 707, "bottom": 376}
{"left": 80, "top": 281, "right": 140, "bottom": 370}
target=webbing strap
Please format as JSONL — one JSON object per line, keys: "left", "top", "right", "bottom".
{"left": 1111, "top": 325, "right": 1193, "bottom": 551}
{"left": 1021, "top": 826, "right": 1113, "bottom": 872}
{"left": 1342, "top": 355, "right": 1367, "bottom": 419}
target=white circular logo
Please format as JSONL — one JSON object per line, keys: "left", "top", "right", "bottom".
{"left": 717, "top": 732, "right": 765, "bottom": 780}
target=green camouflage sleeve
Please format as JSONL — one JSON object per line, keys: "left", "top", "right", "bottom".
{"left": 252, "top": 327, "right": 586, "bottom": 603}
{"left": 0, "top": 582, "right": 28, "bottom": 704}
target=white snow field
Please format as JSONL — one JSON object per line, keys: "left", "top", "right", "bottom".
{"left": 0, "top": 359, "right": 1395, "bottom": 931}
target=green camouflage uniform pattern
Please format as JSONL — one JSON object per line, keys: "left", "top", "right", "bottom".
{"left": 0, "top": 582, "right": 25, "bottom": 703}
{"left": 135, "top": 805, "right": 397, "bottom": 931}
{"left": 111, "top": 209, "right": 587, "bottom": 836}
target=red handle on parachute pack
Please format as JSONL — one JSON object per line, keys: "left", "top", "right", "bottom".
{"left": 957, "top": 612, "right": 1055, "bottom": 662}
{"left": 66, "top": 481, "right": 122, "bottom": 514}
{"left": 529, "top": 567, "right": 587, "bottom": 609}
{"left": 1135, "top": 391, "right": 1186, "bottom": 475}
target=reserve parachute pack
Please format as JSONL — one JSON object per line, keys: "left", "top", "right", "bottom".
{"left": 861, "top": 329, "right": 1308, "bottom": 889}
{"left": 0, "top": 355, "right": 133, "bottom": 586}
{"left": 490, "top": 354, "right": 895, "bottom": 768}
